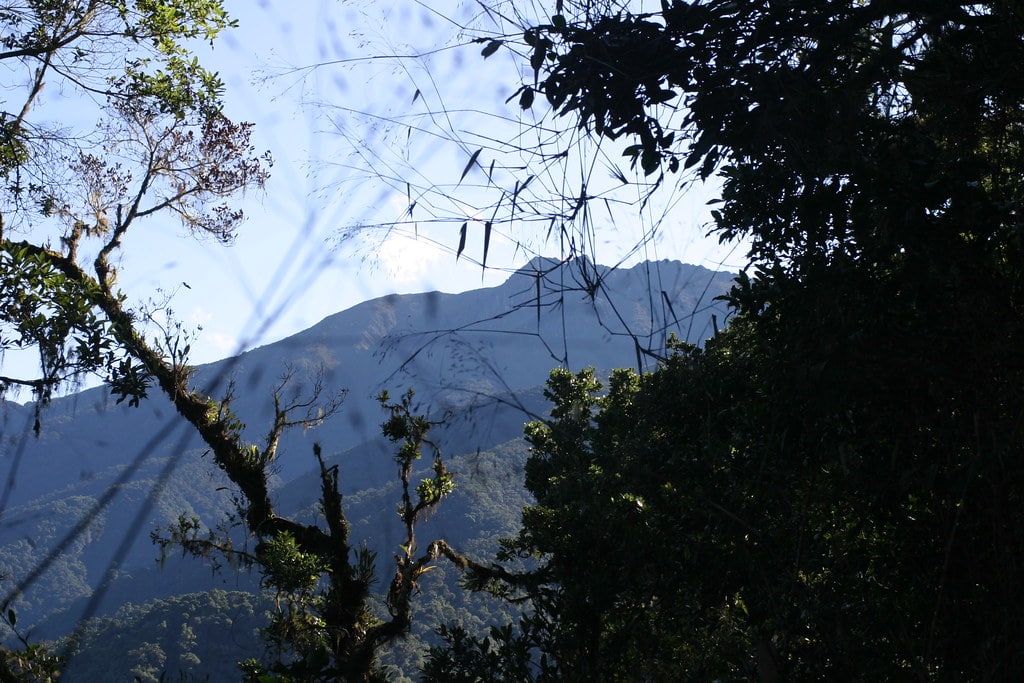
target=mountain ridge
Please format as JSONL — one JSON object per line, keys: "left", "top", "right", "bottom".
{"left": 0, "top": 257, "right": 733, "bottom": 656}
{"left": 0, "top": 258, "right": 732, "bottom": 506}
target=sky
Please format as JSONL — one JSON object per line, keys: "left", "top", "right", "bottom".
{"left": 7, "top": 0, "right": 747, "bottom": 390}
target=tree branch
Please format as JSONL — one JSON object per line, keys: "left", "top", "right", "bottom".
{"left": 5, "top": 237, "right": 335, "bottom": 553}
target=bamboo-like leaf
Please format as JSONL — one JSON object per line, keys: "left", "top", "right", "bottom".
{"left": 482, "top": 221, "right": 492, "bottom": 273}
{"left": 456, "top": 222, "right": 467, "bottom": 261}
{"left": 460, "top": 148, "right": 482, "bottom": 183}
{"left": 569, "top": 185, "right": 587, "bottom": 220}
{"left": 536, "top": 273, "right": 541, "bottom": 328}
{"left": 511, "top": 175, "right": 534, "bottom": 218}
{"left": 530, "top": 44, "right": 545, "bottom": 75}
{"left": 481, "top": 39, "right": 502, "bottom": 57}
{"left": 510, "top": 179, "right": 521, "bottom": 218}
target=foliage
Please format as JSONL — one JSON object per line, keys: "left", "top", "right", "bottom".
{"left": 279, "top": 435, "right": 534, "bottom": 680}
{"left": 60, "top": 590, "right": 265, "bottom": 682}
{"left": 426, "top": 1, "right": 1024, "bottom": 680}
{"left": 0, "top": 600, "right": 62, "bottom": 682}
{"left": 516, "top": 0, "right": 1024, "bottom": 271}
{"left": 0, "top": 2, "right": 466, "bottom": 680}
{"left": 0, "top": 0, "right": 269, "bottom": 409}
{"left": 0, "top": 431, "right": 534, "bottom": 679}
{"left": 172, "top": 390, "right": 463, "bottom": 682}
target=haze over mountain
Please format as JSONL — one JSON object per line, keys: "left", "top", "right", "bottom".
{"left": 1, "top": 257, "right": 730, "bottom": 500}
{"left": 0, "top": 256, "right": 732, "bottom": 677}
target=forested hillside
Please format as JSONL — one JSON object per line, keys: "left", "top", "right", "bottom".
{"left": 1, "top": 258, "right": 728, "bottom": 679}
{"left": 3, "top": 0, "right": 1021, "bottom": 680}
{"left": 43, "top": 438, "right": 533, "bottom": 682}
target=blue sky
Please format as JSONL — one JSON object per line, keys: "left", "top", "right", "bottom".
{"left": 9, "top": 0, "right": 744, "bottom": 390}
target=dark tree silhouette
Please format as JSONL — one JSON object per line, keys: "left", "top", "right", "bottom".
{"left": 424, "top": 1, "right": 1024, "bottom": 679}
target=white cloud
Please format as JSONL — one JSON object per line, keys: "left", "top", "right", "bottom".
{"left": 206, "top": 331, "right": 241, "bottom": 355}
{"left": 375, "top": 230, "right": 445, "bottom": 284}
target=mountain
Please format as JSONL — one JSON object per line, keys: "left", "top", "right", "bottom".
{"left": 1, "top": 257, "right": 730, "bottom": 502}
{"left": 0, "top": 256, "right": 733, "bottom": 678}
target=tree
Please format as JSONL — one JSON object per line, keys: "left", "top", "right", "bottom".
{"left": 0, "top": 0, "right": 264, "bottom": 408}
{"left": 219, "top": 389, "right": 460, "bottom": 682}
{"left": 0, "top": 3, "right": 473, "bottom": 680}
{"left": 426, "top": 1, "right": 1024, "bottom": 679}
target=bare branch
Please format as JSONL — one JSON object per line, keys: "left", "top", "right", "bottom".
{"left": 262, "top": 366, "right": 346, "bottom": 464}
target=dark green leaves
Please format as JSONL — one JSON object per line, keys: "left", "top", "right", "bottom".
{"left": 0, "top": 242, "right": 127, "bottom": 404}
{"left": 524, "top": 28, "right": 553, "bottom": 79}
{"left": 456, "top": 2, "right": 1024, "bottom": 678}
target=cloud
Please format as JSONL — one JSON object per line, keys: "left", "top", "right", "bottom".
{"left": 375, "top": 230, "right": 445, "bottom": 284}
{"left": 358, "top": 193, "right": 447, "bottom": 285}
{"left": 206, "top": 331, "right": 241, "bottom": 355}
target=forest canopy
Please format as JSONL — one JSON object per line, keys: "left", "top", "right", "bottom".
{"left": 1, "top": 0, "right": 1022, "bottom": 679}
{"left": 423, "top": 1, "right": 1024, "bottom": 679}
